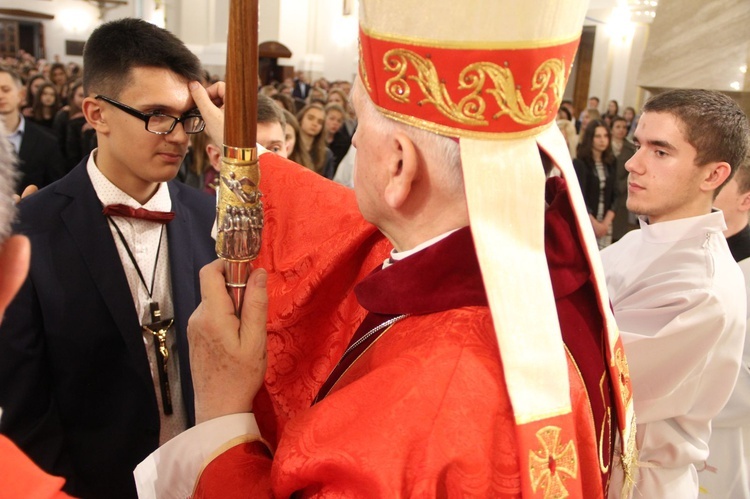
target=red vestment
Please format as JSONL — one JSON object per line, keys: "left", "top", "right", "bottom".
{"left": 0, "top": 435, "right": 71, "bottom": 498}
{"left": 194, "top": 154, "right": 614, "bottom": 498}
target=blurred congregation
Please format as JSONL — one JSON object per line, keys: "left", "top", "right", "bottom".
{"left": 2, "top": 48, "right": 646, "bottom": 252}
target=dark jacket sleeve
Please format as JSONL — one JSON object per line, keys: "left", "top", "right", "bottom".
{"left": 0, "top": 249, "right": 77, "bottom": 489}
{"left": 572, "top": 158, "right": 594, "bottom": 215}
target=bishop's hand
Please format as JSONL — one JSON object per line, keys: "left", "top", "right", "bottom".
{"left": 188, "top": 259, "right": 268, "bottom": 424}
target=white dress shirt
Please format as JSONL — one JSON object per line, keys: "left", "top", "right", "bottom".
{"left": 87, "top": 151, "right": 187, "bottom": 445}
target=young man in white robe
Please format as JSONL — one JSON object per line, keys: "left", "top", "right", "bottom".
{"left": 701, "top": 151, "right": 750, "bottom": 498}
{"left": 600, "top": 89, "right": 749, "bottom": 498}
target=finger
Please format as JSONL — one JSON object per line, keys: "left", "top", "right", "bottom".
{"left": 189, "top": 81, "right": 225, "bottom": 145}
{"left": 205, "top": 81, "right": 226, "bottom": 107}
{"left": 21, "top": 185, "right": 38, "bottom": 199}
{"left": 198, "top": 259, "right": 234, "bottom": 317}
{"left": 239, "top": 268, "right": 268, "bottom": 345}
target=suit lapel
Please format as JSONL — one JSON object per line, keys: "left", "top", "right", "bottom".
{"left": 166, "top": 182, "right": 198, "bottom": 423}
{"left": 56, "top": 163, "right": 155, "bottom": 393}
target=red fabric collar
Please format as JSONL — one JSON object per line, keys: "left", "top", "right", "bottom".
{"left": 354, "top": 177, "right": 589, "bottom": 315}
{"left": 354, "top": 226, "right": 487, "bottom": 315}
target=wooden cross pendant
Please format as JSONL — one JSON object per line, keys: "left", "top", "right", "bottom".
{"left": 142, "top": 302, "right": 175, "bottom": 415}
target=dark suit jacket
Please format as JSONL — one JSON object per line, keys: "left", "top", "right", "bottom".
{"left": 17, "top": 118, "right": 66, "bottom": 194}
{"left": 292, "top": 78, "right": 310, "bottom": 100}
{"left": 0, "top": 159, "right": 216, "bottom": 498}
{"left": 573, "top": 156, "right": 617, "bottom": 218}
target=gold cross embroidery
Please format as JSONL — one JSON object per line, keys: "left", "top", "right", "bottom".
{"left": 528, "top": 426, "right": 578, "bottom": 498}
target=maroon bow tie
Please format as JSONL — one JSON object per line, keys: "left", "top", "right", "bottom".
{"left": 102, "top": 204, "right": 175, "bottom": 223}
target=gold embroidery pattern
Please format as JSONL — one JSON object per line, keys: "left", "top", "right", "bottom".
{"left": 529, "top": 426, "right": 578, "bottom": 499}
{"left": 621, "top": 412, "right": 639, "bottom": 497}
{"left": 614, "top": 346, "right": 631, "bottom": 405}
{"left": 359, "top": 40, "right": 372, "bottom": 93}
{"left": 382, "top": 48, "right": 566, "bottom": 128}
{"left": 598, "top": 373, "right": 612, "bottom": 474}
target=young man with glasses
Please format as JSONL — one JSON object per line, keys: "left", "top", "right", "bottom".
{"left": 0, "top": 18, "right": 216, "bottom": 499}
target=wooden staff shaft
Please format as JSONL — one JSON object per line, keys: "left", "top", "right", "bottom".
{"left": 217, "top": 0, "right": 261, "bottom": 316}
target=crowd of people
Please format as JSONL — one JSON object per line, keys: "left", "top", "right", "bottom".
{"left": 0, "top": 50, "right": 358, "bottom": 199}
{"left": 0, "top": 2, "right": 748, "bottom": 498}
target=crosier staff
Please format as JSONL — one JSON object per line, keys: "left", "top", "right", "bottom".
{"left": 215, "top": 0, "right": 261, "bottom": 315}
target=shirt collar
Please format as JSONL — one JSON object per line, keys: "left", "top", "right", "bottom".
{"left": 87, "top": 149, "right": 172, "bottom": 212}
{"left": 637, "top": 210, "right": 727, "bottom": 243}
{"left": 383, "top": 228, "right": 460, "bottom": 269}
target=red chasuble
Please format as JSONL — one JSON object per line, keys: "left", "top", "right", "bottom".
{"left": 194, "top": 154, "right": 614, "bottom": 498}
{"left": 0, "top": 435, "right": 72, "bottom": 498}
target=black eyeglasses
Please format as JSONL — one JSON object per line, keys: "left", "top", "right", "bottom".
{"left": 95, "top": 95, "right": 205, "bottom": 135}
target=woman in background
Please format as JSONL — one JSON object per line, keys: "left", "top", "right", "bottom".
{"left": 48, "top": 62, "right": 69, "bottom": 105}
{"left": 20, "top": 74, "right": 48, "bottom": 116}
{"left": 574, "top": 119, "right": 617, "bottom": 248}
{"left": 602, "top": 99, "right": 619, "bottom": 128}
{"left": 282, "top": 110, "right": 299, "bottom": 160}
{"left": 293, "top": 103, "right": 332, "bottom": 177}
{"left": 25, "top": 82, "right": 61, "bottom": 129}
{"left": 622, "top": 106, "right": 638, "bottom": 138}
{"left": 323, "top": 103, "right": 347, "bottom": 177}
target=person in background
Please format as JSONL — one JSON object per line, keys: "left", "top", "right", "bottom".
{"left": 24, "top": 82, "right": 61, "bottom": 129}
{"left": 622, "top": 106, "right": 639, "bottom": 140}
{"left": 281, "top": 109, "right": 298, "bottom": 159}
{"left": 20, "top": 74, "right": 47, "bottom": 116}
{"left": 292, "top": 103, "right": 332, "bottom": 176}
{"left": 556, "top": 106, "right": 578, "bottom": 158}
{"left": 323, "top": 103, "right": 346, "bottom": 177}
{"left": 574, "top": 119, "right": 616, "bottom": 248}
{"left": 610, "top": 116, "right": 638, "bottom": 242}
{"left": 292, "top": 71, "right": 310, "bottom": 100}
{"left": 578, "top": 95, "right": 600, "bottom": 131}
{"left": 0, "top": 67, "right": 65, "bottom": 193}
{"left": 55, "top": 79, "right": 97, "bottom": 173}
{"left": 270, "top": 93, "right": 296, "bottom": 115}
{"left": 700, "top": 150, "right": 750, "bottom": 498}
{"left": 602, "top": 99, "right": 619, "bottom": 128}
{"left": 600, "top": 89, "right": 748, "bottom": 498}
{"left": 576, "top": 107, "right": 601, "bottom": 157}
{"left": 254, "top": 94, "right": 287, "bottom": 158}
{"left": 49, "top": 62, "right": 69, "bottom": 105}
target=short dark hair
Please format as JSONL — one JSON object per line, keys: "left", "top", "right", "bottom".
{"left": 83, "top": 18, "right": 202, "bottom": 98}
{"left": 611, "top": 116, "right": 627, "bottom": 127}
{"left": 557, "top": 107, "right": 572, "bottom": 121}
{"left": 642, "top": 89, "right": 749, "bottom": 173}
{"left": 733, "top": 150, "right": 750, "bottom": 194}
{"left": 589, "top": 96, "right": 600, "bottom": 104}
{"left": 270, "top": 93, "right": 295, "bottom": 114}
{"left": 257, "top": 94, "right": 285, "bottom": 128}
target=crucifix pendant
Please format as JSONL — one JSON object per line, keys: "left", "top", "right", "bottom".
{"left": 143, "top": 302, "right": 174, "bottom": 415}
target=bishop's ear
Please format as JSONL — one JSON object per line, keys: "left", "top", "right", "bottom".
{"left": 383, "top": 132, "right": 419, "bottom": 209}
